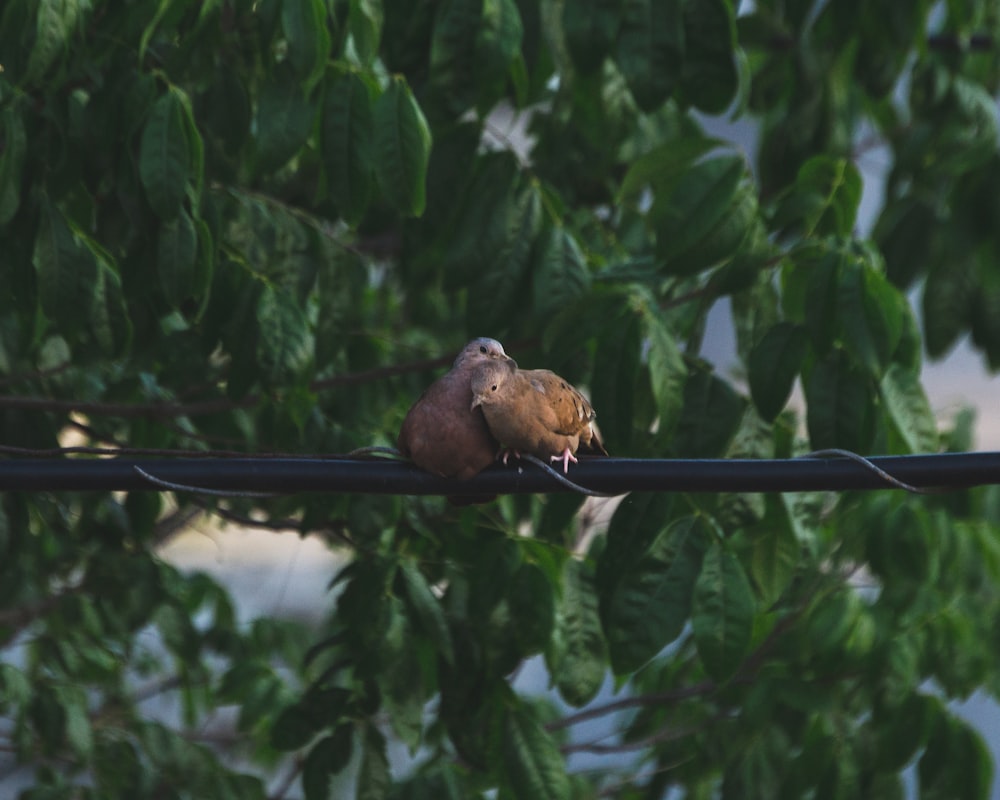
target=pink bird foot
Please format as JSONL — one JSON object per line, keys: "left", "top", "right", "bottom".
{"left": 551, "top": 448, "right": 578, "bottom": 474}
{"left": 499, "top": 448, "right": 522, "bottom": 465}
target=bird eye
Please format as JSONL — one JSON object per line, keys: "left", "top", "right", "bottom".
{"left": 491, "top": 384, "right": 497, "bottom": 392}
{"left": 480, "top": 345, "right": 488, "bottom": 354}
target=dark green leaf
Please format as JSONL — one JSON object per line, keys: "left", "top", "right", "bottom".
{"left": 140, "top": 89, "right": 191, "bottom": 220}
{"left": 0, "top": 103, "right": 26, "bottom": 224}
{"left": 532, "top": 222, "right": 590, "bottom": 319}
{"left": 25, "top": 0, "right": 78, "bottom": 85}
{"left": 255, "top": 67, "right": 317, "bottom": 174}
{"left": 321, "top": 69, "right": 375, "bottom": 227}
{"left": 749, "top": 496, "right": 800, "bottom": 607}
{"left": 617, "top": 135, "right": 724, "bottom": 202}
{"left": 302, "top": 726, "right": 354, "bottom": 800}
{"left": 922, "top": 258, "right": 975, "bottom": 359}
{"left": 282, "top": 0, "right": 331, "bottom": 88}
{"left": 563, "top": 0, "right": 620, "bottom": 73}
{"left": 644, "top": 306, "right": 688, "bottom": 440}
{"left": 373, "top": 76, "right": 432, "bottom": 216}
{"left": 590, "top": 300, "right": 642, "bottom": 451}
{"left": 349, "top": 0, "right": 384, "bottom": 65}
{"left": 157, "top": 208, "right": 198, "bottom": 309}
{"left": 33, "top": 198, "right": 98, "bottom": 336}
{"left": 502, "top": 703, "right": 571, "bottom": 800}
{"left": 507, "top": 562, "right": 555, "bottom": 656}
{"left": 749, "top": 322, "right": 807, "bottom": 422}
{"left": 399, "top": 560, "right": 455, "bottom": 665}
{"left": 255, "top": 285, "right": 314, "bottom": 386}
{"left": 601, "top": 515, "right": 708, "bottom": 674}
{"left": 547, "top": 558, "right": 606, "bottom": 707}
{"left": 692, "top": 541, "right": 755, "bottom": 682}
{"left": 837, "top": 255, "right": 903, "bottom": 377}
{"left": 804, "top": 349, "right": 874, "bottom": 452}
{"left": 672, "top": 370, "right": 746, "bottom": 458}
{"left": 357, "top": 723, "right": 390, "bottom": 800}
{"left": 429, "top": 0, "right": 482, "bottom": 113}
{"left": 678, "top": 0, "right": 737, "bottom": 113}
{"left": 880, "top": 363, "right": 937, "bottom": 454}
{"left": 616, "top": 0, "right": 684, "bottom": 111}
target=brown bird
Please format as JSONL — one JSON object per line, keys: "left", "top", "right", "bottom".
{"left": 470, "top": 359, "right": 607, "bottom": 473}
{"left": 397, "top": 338, "right": 513, "bottom": 483}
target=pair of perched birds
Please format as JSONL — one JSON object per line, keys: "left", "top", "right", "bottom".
{"left": 398, "top": 338, "right": 607, "bottom": 482}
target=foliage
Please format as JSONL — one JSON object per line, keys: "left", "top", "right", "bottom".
{"left": 1, "top": 0, "right": 1000, "bottom": 798}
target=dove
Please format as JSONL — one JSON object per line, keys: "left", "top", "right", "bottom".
{"left": 470, "top": 359, "right": 607, "bottom": 473}
{"left": 397, "top": 338, "right": 514, "bottom": 485}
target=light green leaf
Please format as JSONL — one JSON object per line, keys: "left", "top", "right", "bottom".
{"left": 547, "top": 558, "right": 607, "bottom": 707}
{"left": 321, "top": 70, "right": 375, "bottom": 226}
{"left": 140, "top": 90, "right": 191, "bottom": 220}
{"left": 502, "top": 704, "right": 570, "bottom": 800}
{"left": 601, "top": 515, "right": 708, "bottom": 674}
{"left": 748, "top": 322, "right": 807, "bottom": 422}
{"left": 880, "top": 363, "right": 937, "bottom": 454}
{"left": 692, "top": 541, "right": 754, "bottom": 682}
{"left": 399, "top": 560, "right": 454, "bottom": 665}
{"left": 373, "top": 76, "right": 432, "bottom": 216}
{"left": 282, "top": 0, "right": 332, "bottom": 88}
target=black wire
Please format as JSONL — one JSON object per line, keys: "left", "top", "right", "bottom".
{"left": 0, "top": 453, "right": 998, "bottom": 495}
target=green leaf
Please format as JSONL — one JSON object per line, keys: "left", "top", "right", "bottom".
{"left": 799, "top": 247, "right": 841, "bottom": 355}
{"left": 25, "top": 0, "right": 78, "bottom": 85}
{"left": 837, "top": 255, "right": 904, "bottom": 377}
{"left": 349, "top": 0, "right": 384, "bottom": 66}
{"left": 804, "top": 349, "right": 874, "bottom": 452}
{"left": 429, "top": 0, "right": 482, "bottom": 113}
{"left": 33, "top": 198, "right": 98, "bottom": 336}
{"left": 777, "top": 156, "right": 862, "bottom": 237}
{"left": 271, "top": 702, "right": 320, "bottom": 752}
{"left": 547, "top": 558, "right": 607, "bottom": 707}
{"left": 643, "top": 306, "right": 688, "bottom": 439}
{"left": 590, "top": 299, "right": 642, "bottom": 451}
{"left": 880, "top": 363, "right": 937, "bottom": 454}
{"left": 874, "top": 692, "right": 935, "bottom": 771}
{"left": 507, "top": 562, "right": 555, "bottom": 656}
{"left": 922, "top": 258, "right": 975, "bottom": 359}
{"left": 474, "top": 0, "right": 523, "bottom": 110}
{"left": 373, "top": 76, "right": 432, "bottom": 216}
{"left": 255, "top": 285, "right": 314, "bottom": 386}
{"left": 918, "top": 712, "right": 993, "bottom": 800}
{"left": 90, "top": 256, "right": 133, "bottom": 357}
{"left": 282, "top": 0, "right": 331, "bottom": 88}
{"left": 255, "top": 67, "right": 317, "bottom": 174}
{"left": 563, "top": 0, "right": 620, "bottom": 73}
{"left": 616, "top": 0, "right": 684, "bottom": 111}
{"left": 532, "top": 222, "right": 590, "bottom": 319}
{"left": 673, "top": 370, "right": 746, "bottom": 458}
{"left": 466, "top": 183, "right": 542, "bottom": 332}
{"left": 748, "top": 322, "right": 807, "bottom": 422}
{"left": 0, "top": 103, "right": 26, "bottom": 224}
{"left": 601, "top": 515, "right": 708, "bottom": 674}
{"left": 652, "top": 155, "right": 757, "bottom": 275}
{"left": 692, "top": 541, "right": 755, "bottom": 682}
{"left": 617, "top": 134, "right": 724, "bottom": 202}
{"left": 321, "top": 69, "right": 375, "bottom": 227}
{"left": 399, "top": 560, "right": 455, "bottom": 665}
{"left": 140, "top": 89, "right": 191, "bottom": 220}
{"left": 357, "top": 724, "right": 390, "bottom": 800}
{"left": 302, "top": 725, "right": 354, "bottom": 800}
{"left": 749, "top": 496, "right": 800, "bottom": 607}
{"left": 157, "top": 208, "right": 198, "bottom": 309}
{"left": 502, "top": 703, "right": 570, "bottom": 800}
{"left": 678, "top": 0, "right": 737, "bottom": 114}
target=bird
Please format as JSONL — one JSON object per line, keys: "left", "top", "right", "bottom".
{"left": 397, "top": 338, "right": 514, "bottom": 489}
{"left": 469, "top": 359, "right": 607, "bottom": 473}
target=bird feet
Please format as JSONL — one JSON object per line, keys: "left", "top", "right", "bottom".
{"left": 551, "top": 448, "right": 578, "bottom": 474}
{"left": 499, "top": 448, "right": 522, "bottom": 465}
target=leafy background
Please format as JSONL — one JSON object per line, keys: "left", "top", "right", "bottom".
{"left": 2, "top": 0, "right": 1000, "bottom": 798}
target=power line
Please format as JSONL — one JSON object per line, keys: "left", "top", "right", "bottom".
{"left": 0, "top": 453, "right": 997, "bottom": 495}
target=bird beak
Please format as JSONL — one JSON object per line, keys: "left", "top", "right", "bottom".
{"left": 470, "top": 395, "right": 482, "bottom": 411}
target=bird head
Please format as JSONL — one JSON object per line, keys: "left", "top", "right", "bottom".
{"left": 454, "top": 337, "right": 515, "bottom": 369}
{"left": 469, "top": 361, "right": 510, "bottom": 411}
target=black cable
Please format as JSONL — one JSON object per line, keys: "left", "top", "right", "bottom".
{"left": 0, "top": 452, "right": 997, "bottom": 495}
